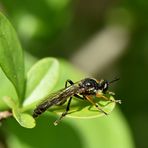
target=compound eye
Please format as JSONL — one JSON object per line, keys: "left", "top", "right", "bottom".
{"left": 86, "top": 82, "right": 92, "bottom": 87}
{"left": 98, "top": 80, "right": 109, "bottom": 92}
{"left": 104, "top": 83, "right": 108, "bottom": 90}
{"left": 83, "top": 78, "right": 98, "bottom": 89}
{"left": 82, "top": 78, "right": 98, "bottom": 95}
{"left": 102, "top": 81, "right": 109, "bottom": 92}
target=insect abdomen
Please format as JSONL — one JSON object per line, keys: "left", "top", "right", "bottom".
{"left": 33, "top": 98, "right": 60, "bottom": 118}
{"left": 33, "top": 85, "right": 80, "bottom": 118}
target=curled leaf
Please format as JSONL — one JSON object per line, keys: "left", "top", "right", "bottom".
{"left": 3, "top": 96, "right": 35, "bottom": 128}
{"left": 12, "top": 108, "right": 36, "bottom": 128}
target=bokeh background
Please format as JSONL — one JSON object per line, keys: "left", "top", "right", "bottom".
{"left": 0, "top": 0, "right": 148, "bottom": 148}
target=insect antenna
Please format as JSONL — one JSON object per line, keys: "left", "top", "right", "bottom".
{"left": 109, "top": 77, "right": 120, "bottom": 84}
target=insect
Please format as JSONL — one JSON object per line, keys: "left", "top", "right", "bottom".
{"left": 33, "top": 77, "right": 121, "bottom": 125}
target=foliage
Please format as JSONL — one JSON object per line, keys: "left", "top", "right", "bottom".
{"left": 0, "top": 6, "right": 135, "bottom": 148}
{"left": 0, "top": 12, "right": 116, "bottom": 128}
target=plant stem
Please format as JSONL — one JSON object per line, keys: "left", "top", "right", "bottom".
{"left": 0, "top": 110, "right": 12, "bottom": 120}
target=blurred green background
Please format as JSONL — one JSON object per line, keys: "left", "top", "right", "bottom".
{"left": 0, "top": 0, "right": 148, "bottom": 148}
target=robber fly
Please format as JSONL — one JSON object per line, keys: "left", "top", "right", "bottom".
{"left": 33, "top": 78, "right": 121, "bottom": 125}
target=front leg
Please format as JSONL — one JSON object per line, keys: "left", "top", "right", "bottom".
{"left": 96, "top": 92, "right": 121, "bottom": 104}
{"left": 84, "top": 95, "right": 108, "bottom": 115}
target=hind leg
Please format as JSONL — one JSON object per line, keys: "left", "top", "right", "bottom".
{"left": 54, "top": 97, "right": 72, "bottom": 126}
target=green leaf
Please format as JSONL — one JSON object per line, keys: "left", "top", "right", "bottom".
{"left": 12, "top": 108, "right": 35, "bottom": 128}
{"left": 0, "top": 12, "right": 25, "bottom": 100}
{"left": 49, "top": 96, "right": 116, "bottom": 118}
{"left": 0, "top": 68, "right": 18, "bottom": 109}
{"left": 67, "top": 110, "right": 135, "bottom": 148}
{"left": 23, "top": 57, "right": 59, "bottom": 109}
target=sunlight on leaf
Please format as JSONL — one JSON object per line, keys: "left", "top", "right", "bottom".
{"left": 23, "top": 58, "right": 59, "bottom": 109}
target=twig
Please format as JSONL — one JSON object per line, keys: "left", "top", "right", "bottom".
{"left": 0, "top": 110, "right": 12, "bottom": 121}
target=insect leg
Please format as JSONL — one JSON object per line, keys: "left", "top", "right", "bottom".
{"left": 84, "top": 95, "right": 108, "bottom": 115}
{"left": 59, "top": 80, "right": 83, "bottom": 106}
{"left": 65, "top": 79, "right": 84, "bottom": 99}
{"left": 65, "top": 80, "right": 84, "bottom": 100}
{"left": 96, "top": 93, "right": 121, "bottom": 104}
{"left": 74, "top": 94, "right": 84, "bottom": 100}
{"left": 54, "top": 97, "right": 72, "bottom": 126}
{"left": 65, "top": 79, "right": 74, "bottom": 88}
{"left": 56, "top": 79, "right": 74, "bottom": 106}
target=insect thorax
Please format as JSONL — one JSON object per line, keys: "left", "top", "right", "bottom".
{"left": 78, "top": 78, "right": 99, "bottom": 95}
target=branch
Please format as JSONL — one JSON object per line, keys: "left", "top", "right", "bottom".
{"left": 0, "top": 110, "right": 12, "bottom": 120}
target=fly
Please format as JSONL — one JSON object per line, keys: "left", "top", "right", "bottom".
{"left": 33, "top": 78, "right": 121, "bottom": 125}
